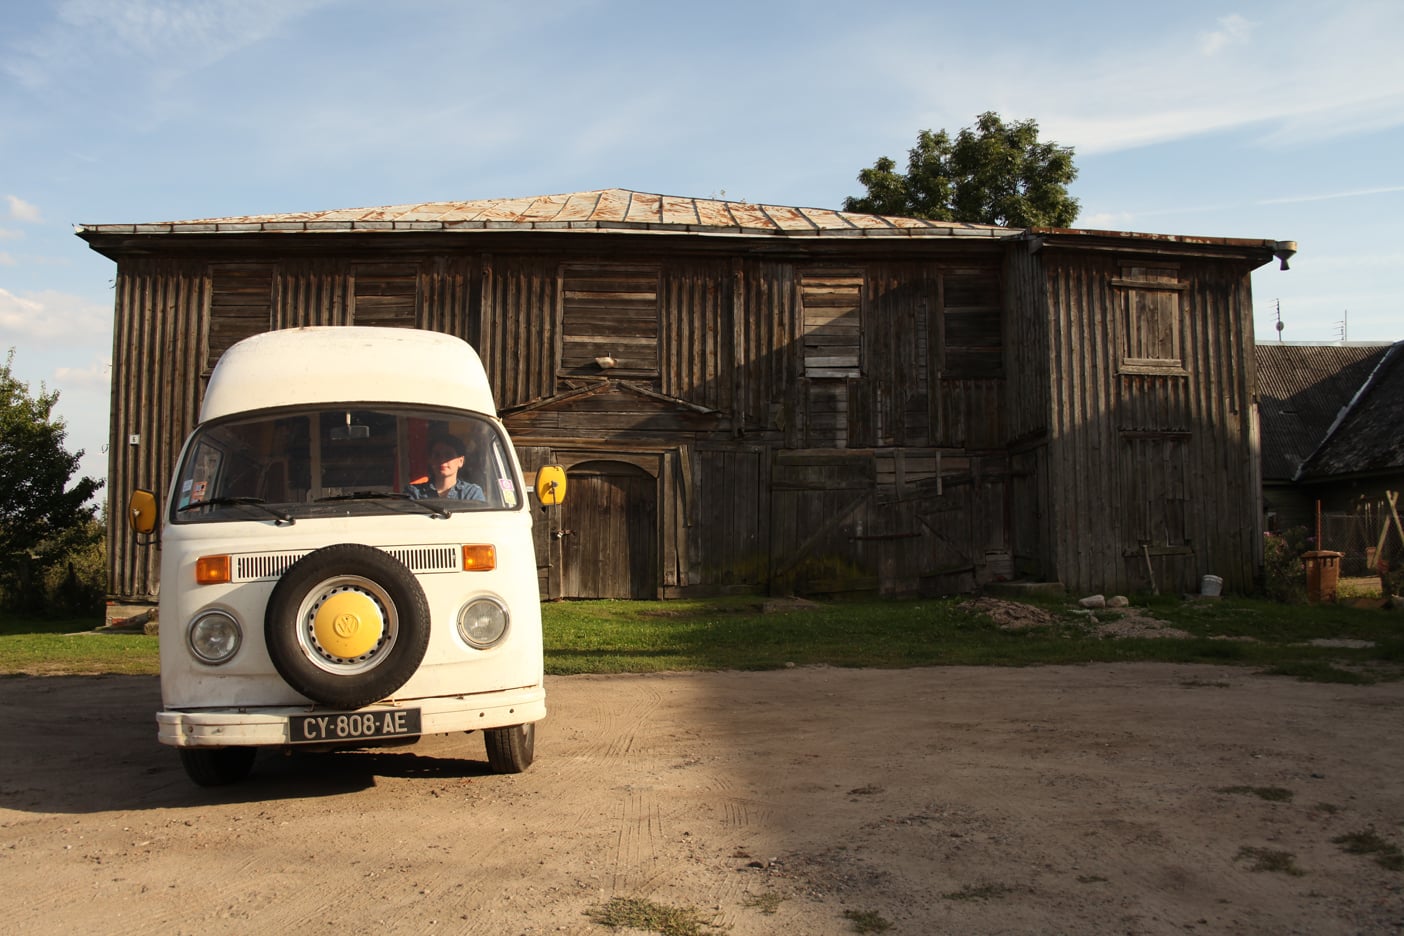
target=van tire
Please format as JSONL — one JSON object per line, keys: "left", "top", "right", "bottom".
{"left": 265, "top": 544, "right": 431, "bottom": 709}
{"left": 179, "top": 746, "right": 256, "bottom": 786}
{"left": 484, "top": 722, "right": 535, "bottom": 773}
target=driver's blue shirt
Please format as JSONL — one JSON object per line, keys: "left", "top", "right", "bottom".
{"left": 408, "top": 478, "right": 485, "bottom": 501}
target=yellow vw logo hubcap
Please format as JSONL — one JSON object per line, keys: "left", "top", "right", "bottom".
{"left": 312, "top": 590, "right": 384, "bottom": 659}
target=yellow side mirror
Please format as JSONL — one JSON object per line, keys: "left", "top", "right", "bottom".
{"left": 535, "top": 465, "right": 567, "bottom": 506}
{"left": 128, "top": 489, "right": 159, "bottom": 535}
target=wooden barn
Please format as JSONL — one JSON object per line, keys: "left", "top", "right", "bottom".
{"left": 78, "top": 189, "right": 1293, "bottom": 601}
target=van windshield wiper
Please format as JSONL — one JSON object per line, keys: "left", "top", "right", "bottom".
{"left": 316, "top": 491, "right": 450, "bottom": 519}
{"left": 178, "top": 496, "right": 294, "bottom": 525}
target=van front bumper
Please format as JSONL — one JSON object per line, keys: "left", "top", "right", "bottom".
{"left": 157, "top": 685, "right": 545, "bottom": 748}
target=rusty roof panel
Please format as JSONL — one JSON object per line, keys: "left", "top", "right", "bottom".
{"left": 591, "top": 189, "right": 631, "bottom": 220}
{"left": 693, "top": 198, "right": 738, "bottom": 228}
{"left": 660, "top": 195, "right": 700, "bottom": 225}
{"left": 520, "top": 194, "right": 571, "bottom": 221}
{"left": 725, "top": 202, "right": 773, "bottom": 230}
{"left": 761, "top": 205, "right": 818, "bottom": 232}
{"left": 91, "top": 188, "right": 1261, "bottom": 247}
{"left": 557, "top": 192, "right": 601, "bottom": 221}
{"left": 625, "top": 192, "right": 663, "bottom": 223}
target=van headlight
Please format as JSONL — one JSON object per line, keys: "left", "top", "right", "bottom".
{"left": 457, "top": 598, "right": 509, "bottom": 649}
{"left": 188, "top": 609, "right": 242, "bottom": 664}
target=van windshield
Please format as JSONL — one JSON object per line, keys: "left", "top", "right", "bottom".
{"left": 171, "top": 405, "right": 521, "bottom": 523}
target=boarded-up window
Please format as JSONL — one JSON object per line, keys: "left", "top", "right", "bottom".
{"left": 207, "top": 264, "right": 273, "bottom": 373}
{"left": 1115, "top": 264, "right": 1185, "bottom": 374}
{"left": 559, "top": 265, "right": 659, "bottom": 378}
{"left": 801, "top": 271, "right": 862, "bottom": 379}
{"left": 353, "top": 263, "right": 418, "bottom": 327}
{"left": 941, "top": 272, "right": 1002, "bottom": 378}
{"left": 1121, "top": 434, "right": 1189, "bottom": 545}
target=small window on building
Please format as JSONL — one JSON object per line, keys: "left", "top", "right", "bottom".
{"left": 559, "top": 265, "right": 659, "bottom": 378}
{"left": 800, "top": 270, "right": 862, "bottom": 379}
{"left": 1114, "top": 264, "right": 1186, "bottom": 375}
{"left": 206, "top": 264, "right": 274, "bottom": 374}
{"left": 353, "top": 263, "right": 418, "bottom": 328}
{"left": 940, "top": 271, "right": 1002, "bottom": 378}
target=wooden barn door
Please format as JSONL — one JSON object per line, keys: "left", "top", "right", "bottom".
{"left": 560, "top": 460, "right": 658, "bottom": 599}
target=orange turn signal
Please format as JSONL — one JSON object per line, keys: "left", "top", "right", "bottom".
{"left": 461, "top": 544, "right": 496, "bottom": 571}
{"left": 195, "top": 555, "right": 231, "bottom": 585}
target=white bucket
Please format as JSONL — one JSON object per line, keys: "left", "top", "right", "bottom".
{"left": 1201, "top": 574, "right": 1224, "bottom": 597}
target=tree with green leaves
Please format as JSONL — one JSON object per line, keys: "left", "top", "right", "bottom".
{"left": 0, "top": 349, "right": 103, "bottom": 611}
{"left": 843, "top": 111, "right": 1080, "bottom": 228}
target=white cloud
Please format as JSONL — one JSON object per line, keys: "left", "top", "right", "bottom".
{"left": 1259, "top": 185, "right": 1404, "bottom": 206}
{"left": 0, "top": 287, "right": 110, "bottom": 343}
{"left": 1199, "top": 14, "right": 1255, "bottom": 56}
{"left": 54, "top": 355, "right": 112, "bottom": 391}
{"left": 6, "top": 0, "right": 337, "bottom": 90}
{"left": 6, "top": 195, "right": 41, "bottom": 222}
{"left": 883, "top": 4, "right": 1404, "bottom": 156}
{"left": 0, "top": 252, "right": 14, "bottom": 266}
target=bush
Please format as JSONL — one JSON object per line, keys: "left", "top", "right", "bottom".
{"left": 39, "top": 520, "right": 106, "bottom": 615}
{"left": 1, "top": 519, "right": 106, "bottom": 616}
{"left": 1262, "top": 527, "right": 1308, "bottom": 603}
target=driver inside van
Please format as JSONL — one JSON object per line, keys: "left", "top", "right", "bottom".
{"left": 408, "top": 433, "right": 485, "bottom": 501}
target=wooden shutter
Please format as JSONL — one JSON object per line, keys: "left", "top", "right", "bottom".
{"left": 800, "top": 271, "right": 862, "bottom": 379}
{"left": 353, "top": 263, "right": 418, "bottom": 328}
{"left": 559, "top": 265, "right": 659, "bottom": 378}
{"left": 941, "top": 271, "right": 1002, "bottom": 378}
{"left": 1114, "top": 264, "right": 1186, "bottom": 374}
{"left": 207, "top": 264, "right": 273, "bottom": 373}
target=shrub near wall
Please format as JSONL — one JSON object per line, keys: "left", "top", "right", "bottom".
{"left": 1263, "top": 528, "right": 1309, "bottom": 603}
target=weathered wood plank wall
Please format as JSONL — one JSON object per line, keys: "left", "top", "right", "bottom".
{"left": 101, "top": 232, "right": 1264, "bottom": 603}
{"left": 1039, "top": 250, "right": 1259, "bottom": 594}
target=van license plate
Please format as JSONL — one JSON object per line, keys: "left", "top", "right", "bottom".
{"left": 287, "top": 709, "right": 422, "bottom": 744}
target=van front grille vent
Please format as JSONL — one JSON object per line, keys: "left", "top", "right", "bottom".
{"left": 231, "top": 545, "right": 461, "bottom": 583}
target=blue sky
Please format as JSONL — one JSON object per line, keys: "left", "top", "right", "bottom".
{"left": 3, "top": 0, "right": 1402, "bottom": 489}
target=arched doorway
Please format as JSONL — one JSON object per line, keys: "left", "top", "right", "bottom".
{"left": 559, "top": 460, "right": 658, "bottom": 599}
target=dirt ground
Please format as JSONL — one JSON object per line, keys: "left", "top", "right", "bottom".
{"left": 2, "top": 663, "right": 1402, "bottom": 935}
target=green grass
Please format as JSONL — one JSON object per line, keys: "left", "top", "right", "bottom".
{"left": 586, "top": 897, "right": 709, "bottom": 936}
{"left": 0, "top": 612, "right": 158, "bottom": 675}
{"left": 1235, "top": 846, "right": 1305, "bottom": 876}
{"left": 1333, "top": 829, "right": 1404, "bottom": 872}
{"left": 538, "top": 595, "right": 1404, "bottom": 680}
{"left": 1216, "top": 785, "right": 1295, "bottom": 802}
{"left": 842, "top": 909, "right": 893, "bottom": 933}
{"left": 2, "top": 593, "right": 1402, "bottom": 681}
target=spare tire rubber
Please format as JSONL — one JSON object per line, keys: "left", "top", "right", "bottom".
{"left": 265, "top": 544, "right": 431, "bottom": 709}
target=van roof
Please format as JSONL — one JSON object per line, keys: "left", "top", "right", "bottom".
{"left": 200, "top": 327, "right": 498, "bottom": 422}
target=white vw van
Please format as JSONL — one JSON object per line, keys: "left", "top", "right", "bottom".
{"left": 129, "top": 327, "right": 563, "bottom": 786}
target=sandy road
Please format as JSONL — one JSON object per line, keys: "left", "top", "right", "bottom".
{"left": 1, "top": 664, "right": 1402, "bottom": 934}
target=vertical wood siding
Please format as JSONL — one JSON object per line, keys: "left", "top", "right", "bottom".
{"left": 479, "top": 255, "right": 558, "bottom": 409}
{"left": 107, "top": 258, "right": 209, "bottom": 599}
{"left": 1041, "top": 251, "right": 1259, "bottom": 595}
{"left": 661, "top": 258, "right": 731, "bottom": 412}
{"left": 274, "top": 258, "right": 351, "bottom": 328}
{"left": 103, "top": 238, "right": 1262, "bottom": 603}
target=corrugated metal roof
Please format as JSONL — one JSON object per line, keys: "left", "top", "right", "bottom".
{"left": 1298, "top": 341, "right": 1404, "bottom": 480}
{"left": 1255, "top": 343, "right": 1393, "bottom": 481}
{"left": 75, "top": 188, "right": 1023, "bottom": 240}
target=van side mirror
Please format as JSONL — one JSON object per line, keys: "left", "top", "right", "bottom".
{"left": 128, "top": 489, "right": 159, "bottom": 536}
{"left": 534, "top": 465, "right": 567, "bottom": 506}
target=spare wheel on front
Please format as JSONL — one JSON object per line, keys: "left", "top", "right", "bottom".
{"left": 264, "top": 544, "right": 431, "bottom": 709}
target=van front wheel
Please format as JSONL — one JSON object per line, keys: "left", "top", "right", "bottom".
{"left": 484, "top": 723, "right": 535, "bottom": 773}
